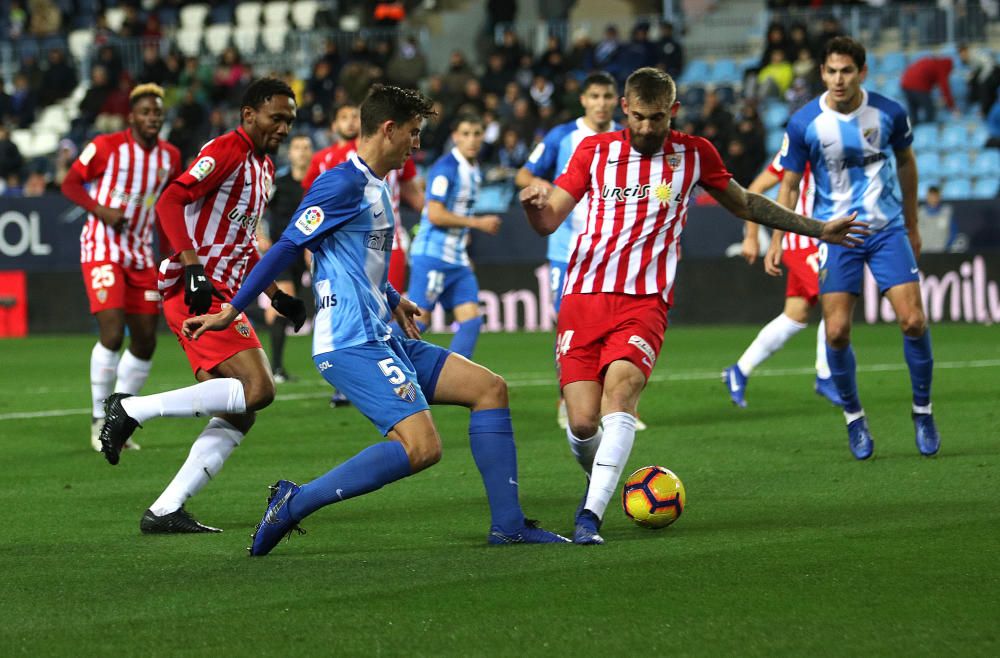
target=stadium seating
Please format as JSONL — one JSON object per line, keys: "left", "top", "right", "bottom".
{"left": 261, "top": 27, "right": 288, "bottom": 54}
{"left": 941, "top": 178, "right": 971, "bottom": 200}
{"left": 911, "top": 123, "right": 938, "bottom": 151}
{"left": 176, "top": 30, "right": 203, "bottom": 57}
{"left": 235, "top": 2, "right": 263, "bottom": 27}
{"left": 971, "top": 177, "right": 998, "bottom": 199}
{"left": 940, "top": 151, "right": 971, "bottom": 177}
{"left": 263, "top": 1, "right": 291, "bottom": 26}
{"left": 975, "top": 149, "right": 1000, "bottom": 176}
{"left": 204, "top": 24, "right": 233, "bottom": 56}
{"left": 233, "top": 28, "right": 260, "bottom": 57}
{"left": 105, "top": 7, "right": 126, "bottom": 32}
{"left": 916, "top": 151, "right": 941, "bottom": 174}
{"left": 291, "top": 1, "right": 320, "bottom": 30}
{"left": 940, "top": 123, "right": 968, "bottom": 150}
{"left": 179, "top": 4, "right": 210, "bottom": 30}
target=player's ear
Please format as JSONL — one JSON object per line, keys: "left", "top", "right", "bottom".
{"left": 671, "top": 101, "right": 680, "bottom": 118}
{"left": 620, "top": 95, "right": 629, "bottom": 115}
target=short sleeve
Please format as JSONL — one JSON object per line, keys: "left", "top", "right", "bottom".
{"left": 282, "top": 168, "right": 365, "bottom": 249}
{"left": 694, "top": 137, "right": 732, "bottom": 191}
{"left": 173, "top": 137, "right": 242, "bottom": 199}
{"left": 524, "top": 128, "right": 561, "bottom": 179}
{"left": 426, "top": 161, "right": 452, "bottom": 204}
{"left": 766, "top": 151, "right": 785, "bottom": 178}
{"left": 889, "top": 105, "right": 914, "bottom": 151}
{"left": 70, "top": 136, "right": 110, "bottom": 181}
{"left": 778, "top": 120, "right": 808, "bottom": 174}
{"left": 554, "top": 136, "right": 598, "bottom": 202}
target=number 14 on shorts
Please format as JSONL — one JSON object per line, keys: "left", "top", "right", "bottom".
{"left": 556, "top": 330, "right": 574, "bottom": 357}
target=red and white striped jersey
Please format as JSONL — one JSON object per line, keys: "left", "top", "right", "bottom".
{"left": 73, "top": 130, "right": 180, "bottom": 268}
{"left": 766, "top": 152, "right": 817, "bottom": 252}
{"left": 303, "top": 138, "right": 417, "bottom": 253}
{"left": 157, "top": 127, "right": 274, "bottom": 296}
{"left": 555, "top": 129, "right": 732, "bottom": 305}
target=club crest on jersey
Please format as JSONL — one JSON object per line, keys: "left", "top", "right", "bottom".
{"left": 295, "top": 206, "right": 324, "bottom": 235}
{"left": 665, "top": 154, "right": 682, "bottom": 171}
{"left": 157, "top": 167, "right": 170, "bottom": 181}
{"left": 235, "top": 321, "right": 251, "bottom": 338}
{"left": 366, "top": 229, "right": 393, "bottom": 252}
{"left": 394, "top": 381, "right": 417, "bottom": 403}
{"left": 189, "top": 156, "right": 215, "bottom": 181}
{"left": 863, "top": 127, "right": 879, "bottom": 146}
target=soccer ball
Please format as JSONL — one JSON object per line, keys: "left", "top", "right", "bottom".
{"left": 622, "top": 466, "right": 685, "bottom": 528}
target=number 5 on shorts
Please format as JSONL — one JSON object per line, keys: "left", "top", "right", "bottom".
{"left": 378, "top": 357, "right": 406, "bottom": 384}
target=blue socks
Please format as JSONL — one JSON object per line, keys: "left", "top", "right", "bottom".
{"left": 288, "top": 441, "right": 412, "bottom": 521}
{"left": 827, "top": 344, "right": 862, "bottom": 413}
{"left": 469, "top": 408, "right": 524, "bottom": 533}
{"left": 903, "top": 331, "right": 933, "bottom": 407}
{"left": 449, "top": 317, "right": 482, "bottom": 359}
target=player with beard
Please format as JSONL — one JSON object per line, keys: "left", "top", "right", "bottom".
{"left": 521, "top": 67, "right": 866, "bottom": 544}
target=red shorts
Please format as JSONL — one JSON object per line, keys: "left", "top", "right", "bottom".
{"left": 162, "top": 291, "right": 261, "bottom": 374}
{"left": 388, "top": 244, "right": 407, "bottom": 292}
{"left": 556, "top": 292, "right": 668, "bottom": 387}
{"left": 782, "top": 247, "right": 820, "bottom": 305}
{"left": 81, "top": 260, "right": 160, "bottom": 315}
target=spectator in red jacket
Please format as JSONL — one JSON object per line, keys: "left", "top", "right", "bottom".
{"left": 900, "top": 56, "right": 958, "bottom": 124}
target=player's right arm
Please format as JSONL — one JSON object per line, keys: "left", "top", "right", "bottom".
{"left": 61, "top": 137, "right": 126, "bottom": 229}
{"left": 425, "top": 163, "right": 501, "bottom": 234}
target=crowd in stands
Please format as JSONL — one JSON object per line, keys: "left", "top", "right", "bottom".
{"left": 1, "top": 0, "right": 997, "bottom": 204}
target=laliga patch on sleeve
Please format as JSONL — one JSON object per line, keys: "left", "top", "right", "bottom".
{"left": 295, "top": 206, "right": 325, "bottom": 235}
{"left": 527, "top": 142, "right": 545, "bottom": 164}
{"left": 430, "top": 175, "right": 449, "bottom": 197}
{"left": 780, "top": 133, "right": 790, "bottom": 158}
{"left": 79, "top": 142, "right": 97, "bottom": 166}
{"left": 189, "top": 156, "right": 216, "bottom": 181}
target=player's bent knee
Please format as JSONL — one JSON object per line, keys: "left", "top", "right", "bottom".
{"left": 244, "top": 378, "right": 276, "bottom": 411}
{"left": 899, "top": 312, "right": 926, "bottom": 336}
{"left": 403, "top": 436, "right": 442, "bottom": 472}
{"left": 476, "top": 371, "right": 508, "bottom": 409}
{"left": 569, "top": 419, "right": 600, "bottom": 439}
{"left": 223, "top": 411, "right": 255, "bottom": 434}
{"left": 100, "top": 331, "right": 125, "bottom": 352}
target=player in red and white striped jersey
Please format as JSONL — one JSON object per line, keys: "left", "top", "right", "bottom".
{"left": 61, "top": 83, "right": 181, "bottom": 452}
{"left": 521, "top": 67, "right": 865, "bottom": 544}
{"left": 723, "top": 154, "right": 843, "bottom": 409}
{"left": 97, "top": 79, "right": 306, "bottom": 534}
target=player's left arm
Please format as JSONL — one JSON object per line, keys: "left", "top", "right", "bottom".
{"left": 400, "top": 177, "right": 424, "bottom": 211}
{"left": 895, "top": 146, "right": 921, "bottom": 259}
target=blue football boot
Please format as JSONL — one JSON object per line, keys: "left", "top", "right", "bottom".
{"left": 814, "top": 376, "right": 845, "bottom": 407}
{"left": 573, "top": 509, "right": 605, "bottom": 545}
{"left": 913, "top": 413, "right": 940, "bottom": 456}
{"left": 329, "top": 390, "right": 351, "bottom": 408}
{"left": 488, "top": 518, "right": 570, "bottom": 544}
{"left": 248, "top": 480, "right": 305, "bottom": 556}
{"left": 846, "top": 416, "right": 874, "bottom": 460}
{"left": 722, "top": 365, "right": 748, "bottom": 408}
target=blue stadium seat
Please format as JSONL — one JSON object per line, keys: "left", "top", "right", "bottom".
{"left": 941, "top": 179, "right": 972, "bottom": 200}
{"left": 969, "top": 124, "right": 988, "bottom": 146}
{"left": 975, "top": 149, "right": 1000, "bottom": 176}
{"left": 714, "top": 84, "right": 736, "bottom": 106}
{"left": 681, "top": 60, "right": 710, "bottom": 84}
{"left": 972, "top": 178, "right": 999, "bottom": 199}
{"left": 880, "top": 52, "right": 907, "bottom": 76}
{"left": 763, "top": 103, "right": 788, "bottom": 129}
{"left": 681, "top": 84, "right": 706, "bottom": 109}
{"left": 940, "top": 151, "right": 971, "bottom": 177}
{"left": 710, "top": 58, "right": 740, "bottom": 84}
{"left": 766, "top": 129, "right": 784, "bottom": 154}
{"left": 940, "top": 123, "right": 968, "bottom": 149}
{"left": 911, "top": 123, "right": 938, "bottom": 151}
{"left": 916, "top": 151, "right": 941, "bottom": 174}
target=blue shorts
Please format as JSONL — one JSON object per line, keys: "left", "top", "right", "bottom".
{"left": 819, "top": 226, "right": 919, "bottom": 295}
{"left": 313, "top": 335, "right": 451, "bottom": 436}
{"left": 408, "top": 255, "right": 480, "bottom": 311}
{"left": 549, "top": 260, "right": 568, "bottom": 313}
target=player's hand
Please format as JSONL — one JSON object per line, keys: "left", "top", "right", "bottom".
{"left": 907, "top": 226, "right": 922, "bottom": 260}
{"left": 476, "top": 215, "right": 502, "bottom": 235}
{"left": 183, "top": 264, "right": 222, "bottom": 315}
{"left": 95, "top": 205, "right": 126, "bottom": 229}
{"left": 392, "top": 297, "right": 422, "bottom": 339}
{"left": 271, "top": 290, "right": 307, "bottom": 331}
{"left": 183, "top": 304, "right": 239, "bottom": 340}
{"left": 741, "top": 236, "right": 759, "bottom": 265}
{"left": 820, "top": 212, "right": 868, "bottom": 247}
{"left": 519, "top": 185, "right": 551, "bottom": 209}
{"left": 764, "top": 242, "right": 783, "bottom": 277}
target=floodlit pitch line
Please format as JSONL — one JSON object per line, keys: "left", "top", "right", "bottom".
{"left": 2, "top": 358, "right": 999, "bottom": 422}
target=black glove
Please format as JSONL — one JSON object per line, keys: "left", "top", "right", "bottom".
{"left": 183, "top": 264, "right": 215, "bottom": 315}
{"left": 271, "top": 290, "right": 307, "bottom": 332}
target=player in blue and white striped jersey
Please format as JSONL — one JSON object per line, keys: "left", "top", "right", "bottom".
{"left": 776, "top": 36, "right": 940, "bottom": 460}
{"left": 409, "top": 114, "right": 501, "bottom": 359}
{"left": 184, "top": 86, "right": 568, "bottom": 554}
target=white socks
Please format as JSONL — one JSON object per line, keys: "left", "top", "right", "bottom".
{"left": 584, "top": 412, "right": 637, "bottom": 520}
{"left": 149, "top": 418, "right": 244, "bottom": 516}
{"left": 567, "top": 426, "right": 603, "bottom": 474}
{"left": 815, "top": 319, "right": 831, "bottom": 379}
{"left": 737, "top": 313, "right": 807, "bottom": 377}
{"left": 115, "top": 350, "right": 153, "bottom": 395}
{"left": 121, "top": 378, "right": 246, "bottom": 424}
{"left": 90, "top": 342, "right": 121, "bottom": 418}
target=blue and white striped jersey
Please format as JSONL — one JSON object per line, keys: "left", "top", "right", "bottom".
{"left": 283, "top": 153, "right": 395, "bottom": 355}
{"left": 525, "top": 118, "right": 621, "bottom": 262}
{"left": 780, "top": 89, "right": 913, "bottom": 232}
{"left": 410, "top": 147, "right": 481, "bottom": 266}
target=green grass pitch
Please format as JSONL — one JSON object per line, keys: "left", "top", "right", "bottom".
{"left": 1, "top": 324, "right": 998, "bottom": 656}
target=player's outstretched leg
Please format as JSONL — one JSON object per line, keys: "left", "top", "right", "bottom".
{"left": 721, "top": 365, "right": 748, "bottom": 408}
{"left": 813, "top": 320, "right": 844, "bottom": 407}
{"left": 725, "top": 313, "right": 808, "bottom": 408}
{"left": 99, "top": 378, "right": 248, "bottom": 465}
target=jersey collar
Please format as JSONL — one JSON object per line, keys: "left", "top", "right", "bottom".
{"left": 819, "top": 87, "right": 869, "bottom": 120}
{"left": 349, "top": 152, "right": 383, "bottom": 184}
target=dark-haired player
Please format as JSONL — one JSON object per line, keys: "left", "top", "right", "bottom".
{"left": 185, "top": 85, "right": 569, "bottom": 555}
{"left": 61, "top": 83, "right": 181, "bottom": 451}
{"left": 98, "top": 78, "right": 306, "bottom": 533}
